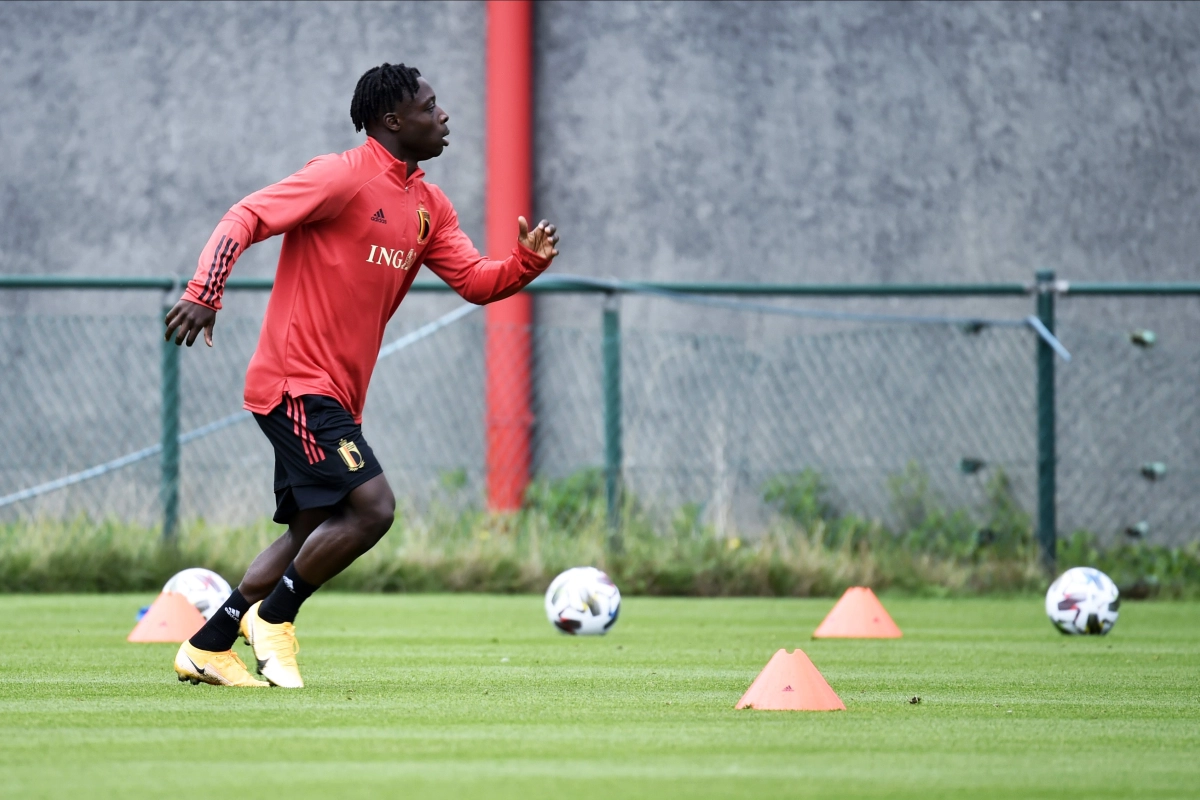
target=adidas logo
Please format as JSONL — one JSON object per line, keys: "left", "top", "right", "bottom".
{"left": 370, "top": 208, "right": 387, "bottom": 224}
{"left": 283, "top": 576, "right": 295, "bottom": 592}
{"left": 782, "top": 685, "right": 794, "bottom": 692}
{"left": 224, "top": 607, "right": 241, "bottom": 622}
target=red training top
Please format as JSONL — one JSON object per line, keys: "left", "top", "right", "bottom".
{"left": 181, "top": 136, "right": 549, "bottom": 422}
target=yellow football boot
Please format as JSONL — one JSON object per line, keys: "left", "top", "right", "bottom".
{"left": 245, "top": 601, "right": 304, "bottom": 688}
{"left": 174, "top": 641, "right": 268, "bottom": 687}
{"left": 240, "top": 612, "right": 253, "bottom": 647}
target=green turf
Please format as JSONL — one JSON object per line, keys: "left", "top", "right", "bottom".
{"left": 0, "top": 594, "right": 1197, "bottom": 799}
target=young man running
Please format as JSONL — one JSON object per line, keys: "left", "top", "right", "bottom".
{"left": 163, "top": 63, "right": 559, "bottom": 688}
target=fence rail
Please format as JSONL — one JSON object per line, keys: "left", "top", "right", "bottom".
{"left": 6, "top": 274, "right": 1200, "bottom": 295}
{"left": 4, "top": 272, "right": 1199, "bottom": 571}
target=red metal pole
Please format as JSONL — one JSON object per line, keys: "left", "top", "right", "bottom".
{"left": 485, "top": 0, "right": 534, "bottom": 511}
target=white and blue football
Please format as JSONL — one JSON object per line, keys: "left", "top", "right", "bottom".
{"left": 544, "top": 567, "right": 621, "bottom": 635}
{"left": 163, "top": 568, "right": 232, "bottom": 621}
{"left": 1045, "top": 567, "right": 1120, "bottom": 635}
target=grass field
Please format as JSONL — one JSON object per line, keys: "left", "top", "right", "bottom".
{"left": 1, "top": 594, "right": 1197, "bottom": 799}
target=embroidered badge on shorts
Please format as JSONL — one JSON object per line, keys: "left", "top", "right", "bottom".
{"left": 337, "top": 439, "right": 365, "bottom": 472}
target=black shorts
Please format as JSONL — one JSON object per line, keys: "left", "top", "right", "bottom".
{"left": 254, "top": 394, "right": 383, "bottom": 524}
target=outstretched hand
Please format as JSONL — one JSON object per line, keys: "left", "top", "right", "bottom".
{"left": 517, "top": 216, "right": 560, "bottom": 262}
{"left": 164, "top": 298, "right": 217, "bottom": 347}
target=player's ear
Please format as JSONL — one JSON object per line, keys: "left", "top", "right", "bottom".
{"left": 382, "top": 112, "right": 402, "bottom": 133}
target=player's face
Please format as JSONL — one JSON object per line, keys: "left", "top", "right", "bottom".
{"left": 396, "top": 77, "right": 450, "bottom": 161}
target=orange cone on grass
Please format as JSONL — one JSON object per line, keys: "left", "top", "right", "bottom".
{"left": 127, "top": 592, "right": 206, "bottom": 643}
{"left": 812, "top": 586, "right": 902, "bottom": 639}
{"left": 735, "top": 649, "right": 845, "bottom": 711}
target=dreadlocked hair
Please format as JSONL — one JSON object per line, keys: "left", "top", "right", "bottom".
{"left": 350, "top": 63, "right": 422, "bottom": 132}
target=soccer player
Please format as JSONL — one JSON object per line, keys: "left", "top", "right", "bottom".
{"left": 163, "top": 63, "right": 559, "bottom": 688}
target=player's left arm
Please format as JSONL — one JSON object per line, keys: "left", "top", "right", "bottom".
{"left": 421, "top": 202, "right": 560, "bottom": 304}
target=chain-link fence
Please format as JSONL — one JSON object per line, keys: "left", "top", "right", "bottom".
{"left": 1, "top": 279, "right": 1197, "bottom": 549}
{"left": 1056, "top": 296, "right": 1200, "bottom": 546}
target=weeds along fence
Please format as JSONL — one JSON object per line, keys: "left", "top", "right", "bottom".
{"left": 1, "top": 273, "right": 1198, "bottom": 574}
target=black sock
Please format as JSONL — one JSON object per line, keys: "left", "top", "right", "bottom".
{"left": 258, "top": 563, "right": 319, "bottom": 624}
{"left": 188, "top": 588, "right": 251, "bottom": 652}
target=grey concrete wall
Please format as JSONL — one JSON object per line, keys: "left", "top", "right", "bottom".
{"left": 537, "top": 0, "right": 1200, "bottom": 289}
{"left": 2, "top": 1, "right": 1198, "bottom": 541}
{"left": 530, "top": 0, "right": 1200, "bottom": 543}
{"left": 0, "top": 0, "right": 485, "bottom": 321}
{"left": 534, "top": 0, "right": 1200, "bottom": 348}
{"left": 7, "top": 1, "right": 1197, "bottom": 295}
{"left": 0, "top": 0, "right": 491, "bottom": 525}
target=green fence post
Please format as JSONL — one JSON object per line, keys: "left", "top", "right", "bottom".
{"left": 1035, "top": 270, "right": 1057, "bottom": 574}
{"left": 161, "top": 293, "right": 181, "bottom": 543}
{"left": 602, "top": 293, "right": 623, "bottom": 552}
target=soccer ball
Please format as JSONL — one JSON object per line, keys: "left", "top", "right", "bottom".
{"left": 544, "top": 567, "right": 621, "bottom": 635}
{"left": 163, "top": 568, "right": 232, "bottom": 620}
{"left": 1045, "top": 567, "right": 1120, "bottom": 635}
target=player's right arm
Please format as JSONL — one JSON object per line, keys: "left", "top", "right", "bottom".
{"left": 164, "top": 155, "right": 360, "bottom": 347}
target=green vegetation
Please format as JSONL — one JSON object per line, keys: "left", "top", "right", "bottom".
{"left": 2, "top": 466, "right": 1197, "bottom": 596}
{"left": 0, "top": 595, "right": 1197, "bottom": 799}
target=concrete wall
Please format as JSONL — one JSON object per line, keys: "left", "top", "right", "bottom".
{"left": 530, "top": 0, "right": 1200, "bottom": 543}
{"left": 537, "top": 1, "right": 1200, "bottom": 287}
{"left": 0, "top": 0, "right": 485, "bottom": 320}
{"left": 2, "top": 1, "right": 1198, "bottom": 540}
{"left": 4, "top": 1, "right": 1198, "bottom": 292}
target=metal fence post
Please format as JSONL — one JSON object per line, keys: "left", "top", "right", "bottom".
{"left": 160, "top": 293, "right": 180, "bottom": 543}
{"left": 1035, "top": 270, "right": 1057, "bottom": 574}
{"left": 602, "top": 293, "right": 623, "bottom": 552}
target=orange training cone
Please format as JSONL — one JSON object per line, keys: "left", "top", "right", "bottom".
{"left": 736, "top": 649, "right": 845, "bottom": 711}
{"left": 127, "top": 592, "right": 206, "bottom": 643}
{"left": 812, "top": 586, "right": 902, "bottom": 639}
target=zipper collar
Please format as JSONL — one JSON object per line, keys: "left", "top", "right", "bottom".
{"left": 364, "top": 136, "right": 425, "bottom": 186}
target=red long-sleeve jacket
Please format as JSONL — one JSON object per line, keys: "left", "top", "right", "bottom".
{"left": 182, "top": 136, "right": 549, "bottom": 422}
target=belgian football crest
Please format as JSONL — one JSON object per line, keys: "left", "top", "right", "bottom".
{"left": 416, "top": 205, "right": 431, "bottom": 244}
{"left": 337, "top": 439, "right": 365, "bottom": 472}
